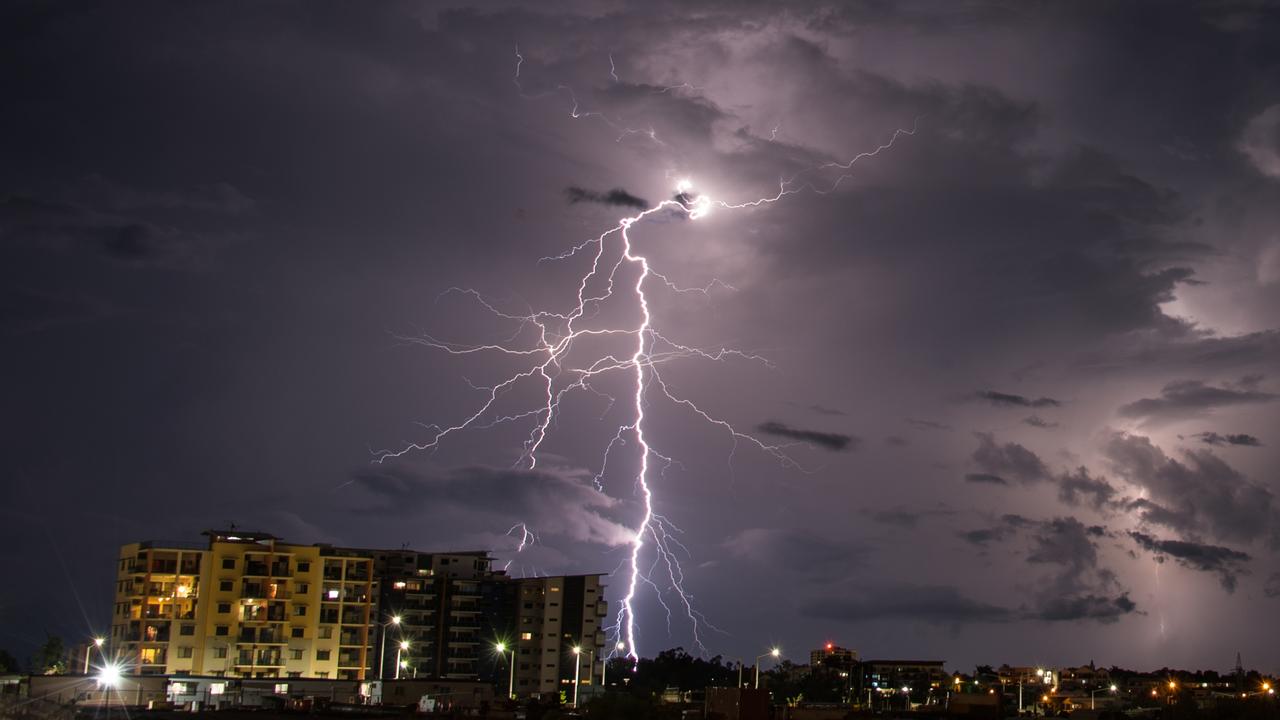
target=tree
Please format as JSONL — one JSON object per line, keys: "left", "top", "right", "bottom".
{"left": 34, "top": 634, "right": 66, "bottom": 675}
{"left": 0, "top": 648, "right": 19, "bottom": 673}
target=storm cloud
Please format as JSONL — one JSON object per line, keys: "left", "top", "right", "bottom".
{"left": 756, "top": 420, "right": 857, "bottom": 451}
{"left": 564, "top": 186, "right": 650, "bottom": 209}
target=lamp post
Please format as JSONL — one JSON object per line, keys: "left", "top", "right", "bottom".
{"left": 1091, "top": 684, "right": 1117, "bottom": 710}
{"left": 572, "top": 646, "right": 582, "bottom": 708}
{"left": 1020, "top": 668, "right": 1044, "bottom": 714}
{"left": 395, "top": 641, "right": 409, "bottom": 680}
{"left": 495, "top": 643, "right": 515, "bottom": 700}
{"left": 754, "top": 648, "right": 781, "bottom": 690}
{"left": 83, "top": 637, "right": 105, "bottom": 674}
{"left": 379, "top": 615, "right": 401, "bottom": 680}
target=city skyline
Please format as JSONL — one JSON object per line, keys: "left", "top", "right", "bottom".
{"left": 3, "top": 1, "right": 1280, "bottom": 674}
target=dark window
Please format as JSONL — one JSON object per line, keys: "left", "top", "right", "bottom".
{"left": 294, "top": 605, "right": 307, "bottom": 616}
{"left": 297, "top": 562, "right": 310, "bottom": 572}
{"left": 214, "top": 647, "right": 227, "bottom": 658}
{"left": 316, "top": 650, "right": 331, "bottom": 661}
{"left": 219, "top": 581, "right": 233, "bottom": 592}
{"left": 222, "top": 558, "right": 235, "bottom": 569}
{"left": 218, "top": 602, "right": 231, "bottom": 613}
{"left": 291, "top": 627, "right": 304, "bottom": 638}
{"left": 179, "top": 624, "right": 195, "bottom": 636}
{"left": 215, "top": 625, "right": 229, "bottom": 636}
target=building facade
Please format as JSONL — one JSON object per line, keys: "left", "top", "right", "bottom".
{"left": 109, "top": 530, "right": 605, "bottom": 697}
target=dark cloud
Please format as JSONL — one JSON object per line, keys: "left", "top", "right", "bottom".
{"left": 906, "top": 418, "right": 951, "bottom": 431}
{"left": 564, "top": 186, "right": 650, "bottom": 209}
{"left": 0, "top": 193, "right": 224, "bottom": 268}
{"left": 970, "top": 432, "right": 1050, "bottom": 484}
{"left": 883, "top": 435, "right": 908, "bottom": 446}
{"left": 756, "top": 420, "right": 857, "bottom": 451}
{"left": 725, "top": 527, "right": 862, "bottom": 579}
{"left": 801, "top": 584, "right": 1014, "bottom": 626}
{"left": 1192, "top": 431, "right": 1262, "bottom": 447}
{"left": 960, "top": 526, "right": 1015, "bottom": 546}
{"left": 1128, "top": 531, "right": 1252, "bottom": 592}
{"left": 1033, "top": 593, "right": 1136, "bottom": 623}
{"left": 866, "top": 505, "right": 955, "bottom": 528}
{"left": 808, "top": 404, "right": 847, "bottom": 416}
{"left": 976, "top": 390, "right": 1061, "bottom": 408}
{"left": 1023, "top": 415, "right": 1058, "bottom": 429}
{"left": 1056, "top": 467, "right": 1118, "bottom": 511}
{"left": 963, "top": 472, "right": 1009, "bottom": 486}
{"left": 1266, "top": 572, "right": 1280, "bottom": 599}
{"left": 349, "top": 464, "right": 632, "bottom": 547}
{"left": 1103, "top": 431, "right": 1277, "bottom": 544}
{"left": 1118, "top": 379, "right": 1277, "bottom": 425}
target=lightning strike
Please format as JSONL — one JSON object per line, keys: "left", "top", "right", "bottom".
{"left": 377, "top": 47, "right": 915, "bottom": 663}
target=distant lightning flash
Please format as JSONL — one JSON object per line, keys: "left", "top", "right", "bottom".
{"left": 376, "top": 48, "right": 915, "bottom": 662}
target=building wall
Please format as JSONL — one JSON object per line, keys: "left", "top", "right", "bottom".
{"left": 109, "top": 530, "right": 603, "bottom": 698}
{"left": 111, "top": 533, "right": 375, "bottom": 680}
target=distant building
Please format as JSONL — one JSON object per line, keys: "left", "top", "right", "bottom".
{"left": 108, "top": 529, "right": 605, "bottom": 697}
{"left": 810, "top": 643, "right": 858, "bottom": 672}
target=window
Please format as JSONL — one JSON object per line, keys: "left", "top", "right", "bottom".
{"left": 297, "top": 562, "right": 310, "bottom": 573}
{"left": 549, "top": 602, "right": 559, "bottom": 607}
{"left": 274, "top": 683, "right": 289, "bottom": 694}
{"left": 294, "top": 605, "right": 307, "bottom": 616}
{"left": 316, "top": 672, "right": 329, "bottom": 679}
{"left": 520, "top": 633, "right": 533, "bottom": 641}
{"left": 550, "top": 587, "right": 560, "bottom": 592}
{"left": 179, "top": 624, "right": 195, "bottom": 636}
{"left": 215, "top": 625, "right": 229, "bottom": 637}
{"left": 219, "top": 581, "right": 233, "bottom": 592}
{"left": 288, "top": 672, "right": 301, "bottom": 678}
{"left": 214, "top": 647, "right": 228, "bottom": 659}
{"left": 178, "top": 646, "right": 194, "bottom": 659}
{"left": 222, "top": 558, "right": 235, "bottom": 570}
{"left": 319, "top": 627, "right": 333, "bottom": 639}
{"left": 291, "top": 627, "right": 304, "bottom": 638}
{"left": 210, "top": 683, "right": 226, "bottom": 696}
{"left": 316, "top": 650, "right": 331, "bottom": 661}
{"left": 295, "top": 583, "right": 308, "bottom": 594}
{"left": 217, "top": 602, "right": 231, "bottom": 614}
{"left": 290, "top": 649, "right": 304, "bottom": 661}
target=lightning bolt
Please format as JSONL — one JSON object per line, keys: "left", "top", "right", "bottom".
{"left": 375, "top": 47, "right": 916, "bottom": 663}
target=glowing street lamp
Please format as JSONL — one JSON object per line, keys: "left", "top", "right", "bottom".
{"left": 395, "top": 640, "right": 410, "bottom": 680}
{"left": 1091, "top": 684, "right": 1117, "bottom": 709}
{"left": 571, "top": 646, "right": 582, "bottom": 708}
{"left": 495, "top": 643, "right": 515, "bottom": 700}
{"left": 83, "top": 637, "right": 105, "bottom": 674}
{"left": 379, "top": 614, "right": 402, "bottom": 680}
{"left": 754, "top": 648, "right": 781, "bottom": 690}
{"left": 96, "top": 661, "right": 122, "bottom": 689}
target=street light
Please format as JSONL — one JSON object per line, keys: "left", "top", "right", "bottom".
{"left": 84, "top": 637, "right": 105, "bottom": 674}
{"left": 495, "top": 643, "right": 515, "bottom": 700}
{"left": 572, "top": 646, "right": 582, "bottom": 708}
{"left": 1091, "top": 684, "right": 1117, "bottom": 709}
{"left": 754, "top": 648, "right": 781, "bottom": 690}
{"left": 395, "top": 640, "right": 410, "bottom": 680}
{"left": 379, "top": 615, "right": 402, "bottom": 680}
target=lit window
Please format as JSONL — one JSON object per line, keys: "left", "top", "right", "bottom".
{"left": 521, "top": 633, "right": 532, "bottom": 641}
{"left": 274, "top": 683, "right": 288, "bottom": 694}
{"left": 210, "top": 683, "right": 226, "bottom": 696}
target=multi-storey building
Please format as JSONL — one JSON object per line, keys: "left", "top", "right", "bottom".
{"left": 370, "top": 549, "right": 517, "bottom": 682}
{"left": 109, "top": 530, "right": 605, "bottom": 698}
{"left": 511, "top": 575, "right": 607, "bottom": 699}
{"left": 111, "top": 530, "right": 377, "bottom": 680}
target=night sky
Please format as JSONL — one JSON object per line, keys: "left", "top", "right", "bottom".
{"left": 4, "top": 1, "right": 1280, "bottom": 673}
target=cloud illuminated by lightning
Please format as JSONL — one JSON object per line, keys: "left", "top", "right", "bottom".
{"left": 376, "top": 47, "right": 915, "bottom": 661}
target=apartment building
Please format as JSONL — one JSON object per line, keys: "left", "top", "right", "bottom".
{"left": 512, "top": 575, "right": 608, "bottom": 699}
{"left": 110, "top": 530, "right": 376, "bottom": 680}
{"left": 109, "top": 530, "right": 606, "bottom": 697}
